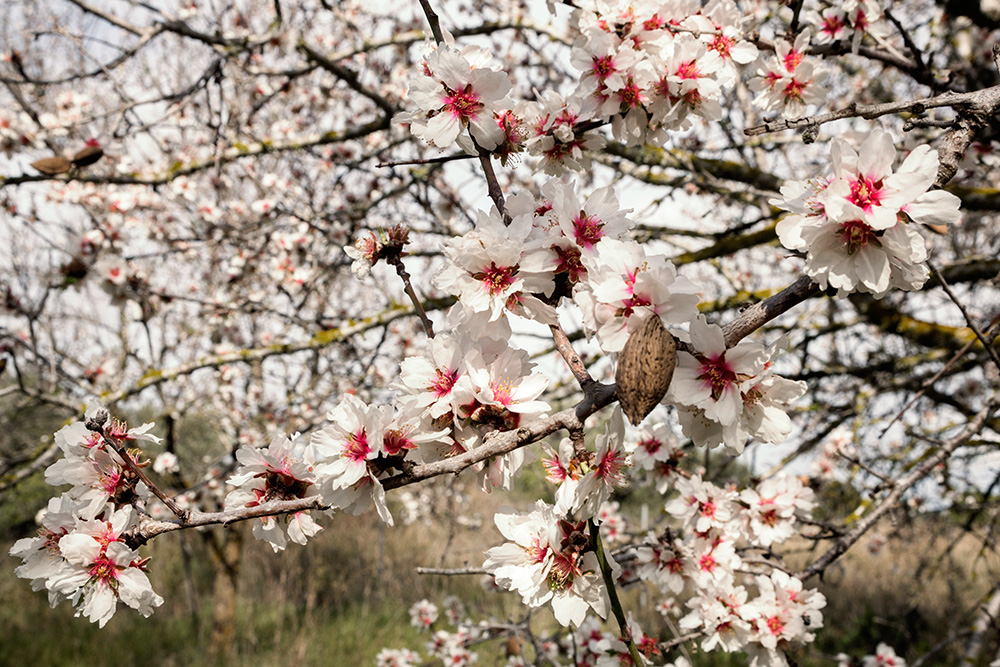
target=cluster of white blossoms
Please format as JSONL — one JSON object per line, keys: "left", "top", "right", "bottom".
{"left": 635, "top": 473, "right": 823, "bottom": 666}
{"left": 396, "top": 1, "right": 901, "bottom": 173}
{"left": 396, "top": 1, "right": 837, "bottom": 171}
{"left": 749, "top": 31, "right": 827, "bottom": 119}
{"left": 773, "top": 129, "right": 963, "bottom": 297}
{"left": 803, "top": 0, "right": 890, "bottom": 51}
{"left": 223, "top": 433, "right": 323, "bottom": 552}
{"left": 0, "top": 107, "right": 37, "bottom": 156}
{"left": 11, "top": 3, "right": 968, "bottom": 656}
{"left": 387, "top": 469, "right": 820, "bottom": 664}
{"left": 480, "top": 469, "right": 821, "bottom": 663}
{"left": 669, "top": 316, "right": 807, "bottom": 454}
{"left": 9, "top": 410, "right": 165, "bottom": 627}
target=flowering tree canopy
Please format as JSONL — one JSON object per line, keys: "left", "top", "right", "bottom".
{"left": 2, "top": 0, "right": 1000, "bottom": 665}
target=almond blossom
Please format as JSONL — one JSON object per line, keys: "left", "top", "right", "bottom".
{"left": 575, "top": 238, "right": 700, "bottom": 353}
{"left": 541, "top": 179, "right": 633, "bottom": 265}
{"left": 665, "top": 474, "right": 738, "bottom": 534}
{"left": 409, "top": 599, "right": 439, "bottom": 630}
{"left": 375, "top": 648, "right": 422, "bottom": 667}
{"left": 521, "top": 92, "right": 606, "bottom": 175}
{"left": 749, "top": 31, "right": 827, "bottom": 119}
{"left": 648, "top": 34, "right": 724, "bottom": 133}
{"left": 9, "top": 494, "right": 81, "bottom": 606}
{"left": 484, "top": 501, "right": 614, "bottom": 627}
{"left": 743, "top": 570, "right": 826, "bottom": 667}
{"left": 400, "top": 43, "right": 511, "bottom": 150}
{"left": 225, "top": 433, "right": 322, "bottom": 552}
{"left": 566, "top": 407, "right": 631, "bottom": 519}
{"left": 739, "top": 475, "right": 815, "bottom": 547}
{"left": 668, "top": 314, "right": 768, "bottom": 427}
{"left": 806, "top": 0, "right": 890, "bottom": 52}
{"left": 434, "top": 205, "right": 558, "bottom": 330}
{"left": 862, "top": 643, "right": 907, "bottom": 667}
{"left": 44, "top": 421, "right": 152, "bottom": 521}
{"left": 396, "top": 333, "right": 469, "bottom": 420}
{"left": 679, "top": 582, "right": 753, "bottom": 653}
{"left": 453, "top": 344, "right": 551, "bottom": 436}
{"left": 49, "top": 507, "right": 163, "bottom": 628}
{"left": 311, "top": 394, "right": 394, "bottom": 525}
{"left": 773, "top": 130, "right": 962, "bottom": 296}
{"left": 633, "top": 533, "right": 688, "bottom": 594}
{"left": 688, "top": 0, "right": 759, "bottom": 85}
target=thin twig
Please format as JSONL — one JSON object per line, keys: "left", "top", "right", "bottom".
{"left": 797, "top": 393, "right": 1000, "bottom": 581}
{"left": 99, "top": 429, "right": 190, "bottom": 520}
{"left": 744, "top": 84, "right": 1000, "bottom": 137}
{"left": 415, "top": 566, "right": 487, "bottom": 575}
{"left": 390, "top": 257, "right": 435, "bottom": 338}
{"left": 590, "top": 519, "right": 644, "bottom": 667}
{"left": 378, "top": 153, "right": 473, "bottom": 168}
{"left": 416, "top": 0, "right": 444, "bottom": 44}
{"left": 929, "top": 261, "right": 1000, "bottom": 374}
{"left": 881, "top": 314, "right": 1000, "bottom": 436}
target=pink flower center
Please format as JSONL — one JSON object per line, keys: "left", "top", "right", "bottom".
{"left": 526, "top": 536, "right": 549, "bottom": 563}
{"left": 760, "top": 508, "right": 779, "bottom": 526}
{"left": 698, "top": 354, "right": 737, "bottom": 400}
{"left": 710, "top": 34, "right": 734, "bottom": 59}
{"left": 383, "top": 428, "right": 417, "bottom": 456}
{"left": 618, "top": 293, "right": 651, "bottom": 318}
{"left": 430, "top": 368, "right": 458, "bottom": 397}
{"left": 591, "top": 54, "right": 616, "bottom": 81}
{"left": 617, "top": 77, "right": 643, "bottom": 109}
{"left": 107, "top": 419, "right": 130, "bottom": 440}
{"left": 553, "top": 244, "right": 585, "bottom": 283}
{"left": 848, "top": 174, "right": 884, "bottom": 212}
{"left": 489, "top": 376, "right": 515, "bottom": 407}
{"left": 766, "top": 615, "right": 785, "bottom": 635}
{"left": 700, "top": 500, "right": 717, "bottom": 518}
{"left": 783, "top": 49, "right": 803, "bottom": 72}
{"left": 782, "top": 78, "right": 807, "bottom": 101}
{"left": 573, "top": 213, "right": 604, "bottom": 248}
{"left": 99, "top": 466, "right": 124, "bottom": 494}
{"left": 643, "top": 15, "right": 664, "bottom": 30}
{"left": 344, "top": 429, "right": 370, "bottom": 462}
{"left": 639, "top": 437, "right": 661, "bottom": 454}
{"left": 549, "top": 551, "right": 582, "bottom": 590}
{"left": 699, "top": 553, "right": 717, "bottom": 572}
{"left": 554, "top": 109, "right": 578, "bottom": 126}
{"left": 542, "top": 455, "right": 569, "bottom": 482}
{"left": 442, "top": 85, "right": 482, "bottom": 121}
{"left": 677, "top": 60, "right": 700, "bottom": 79}
{"left": 89, "top": 554, "right": 122, "bottom": 585}
{"left": 838, "top": 219, "right": 881, "bottom": 255}
{"left": 474, "top": 262, "right": 517, "bottom": 296}
{"left": 822, "top": 15, "right": 845, "bottom": 38}
{"left": 595, "top": 447, "right": 628, "bottom": 486}
{"left": 40, "top": 527, "right": 67, "bottom": 554}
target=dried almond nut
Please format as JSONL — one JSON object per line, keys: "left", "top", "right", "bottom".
{"left": 615, "top": 314, "right": 677, "bottom": 426}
